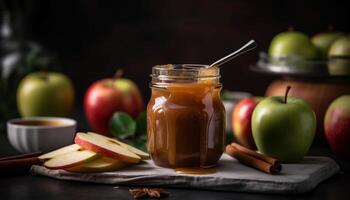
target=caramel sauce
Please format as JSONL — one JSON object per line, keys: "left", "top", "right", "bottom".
{"left": 175, "top": 167, "right": 217, "bottom": 175}
{"left": 147, "top": 81, "right": 225, "bottom": 168}
{"left": 12, "top": 120, "right": 66, "bottom": 126}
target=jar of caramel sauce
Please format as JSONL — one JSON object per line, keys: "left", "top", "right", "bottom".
{"left": 147, "top": 64, "right": 225, "bottom": 168}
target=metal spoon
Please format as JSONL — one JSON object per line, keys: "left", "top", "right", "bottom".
{"left": 208, "top": 40, "right": 257, "bottom": 68}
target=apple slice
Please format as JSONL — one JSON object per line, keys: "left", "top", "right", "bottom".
{"left": 44, "top": 149, "right": 97, "bottom": 169}
{"left": 74, "top": 132, "right": 141, "bottom": 163}
{"left": 38, "top": 144, "right": 82, "bottom": 160}
{"left": 87, "top": 132, "right": 149, "bottom": 159}
{"left": 66, "top": 156, "right": 128, "bottom": 173}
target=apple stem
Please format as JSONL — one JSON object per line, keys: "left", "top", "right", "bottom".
{"left": 288, "top": 26, "right": 294, "bottom": 32}
{"left": 284, "top": 86, "right": 291, "bottom": 104}
{"left": 114, "top": 69, "right": 124, "bottom": 78}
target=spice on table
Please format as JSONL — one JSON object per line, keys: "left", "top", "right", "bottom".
{"left": 225, "top": 143, "right": 282, "bottom": 174}
{"left": 129, "top": 188, "right": 169, "bottom": 199}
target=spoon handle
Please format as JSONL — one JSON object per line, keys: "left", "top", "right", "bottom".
{"left": 209, "top": 40, "right": 257, "bottom": 68}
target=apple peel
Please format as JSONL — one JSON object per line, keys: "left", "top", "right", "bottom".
{"left": 74, "top": 132, "right": 141, "bottom": 163}
{"left": 87, "top": 132, "right": 149, "bottom": 159}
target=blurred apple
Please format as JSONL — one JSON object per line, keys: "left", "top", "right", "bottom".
{"left": 269, "top": 31, "right": 319, "bottom": 59}
{"left": 222, "top": 90, "right": 251, "bottom": 133}
{"left": 312, "top": 31, "right": 344, "bottom": 57}
{"left": 329, "top": 35, "right": 350, "bottom": 56}
{"left": 17, "top": 72, "right": 74, "bottom": 117}
{"left": 328, "top": 35, "right": 350, "bottom": 75}
{"left": 231, "top": 97, "right": 262, "bottom": 149}
{"left": 324, "top": 95, "right": 350, "bottom": 157}
{"left": 84, "top": 70, "right": 143, "bottom": 135}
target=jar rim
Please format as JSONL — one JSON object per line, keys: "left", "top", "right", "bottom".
{"left": 151, "top": 64, "right": 220, "bottom": 78}
{"left": 150, "top": 64, "right": 221, "bottom": 85}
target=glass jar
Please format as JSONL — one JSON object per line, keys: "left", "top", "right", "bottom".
{"left": 147, "top": 64, "right": 225, "bottom": 168}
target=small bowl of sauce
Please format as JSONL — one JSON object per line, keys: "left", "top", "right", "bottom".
{"left": 7, "top": 117, "right": 76, "bottom": 153}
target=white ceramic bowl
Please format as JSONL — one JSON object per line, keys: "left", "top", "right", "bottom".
{"left": 7, "top": 117, "right": 77, "bottom": 153}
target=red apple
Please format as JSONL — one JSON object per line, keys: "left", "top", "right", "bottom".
{"left": 324, "top": 95, "right": 350, "bottom": 157}
{"left": 84, "top": 70, "right": 144, "bottom": 135}
{"left": 232, "top": 97, "right": 262, "bottom": 150}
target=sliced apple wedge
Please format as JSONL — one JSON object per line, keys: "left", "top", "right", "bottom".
{"left": 38, "top": 144, "right": 82, "bottom": 160}
{"left": 74, "top": 132, "right": 141, "bottom": 163}
{"left": 44, "top": 149, "right": 97, "bottom": 169}
{"left": 87, "top": 132, "right": 150, "bottom": 159}
{"left": 66, "top": 156, "right": 128, "bottom": 173}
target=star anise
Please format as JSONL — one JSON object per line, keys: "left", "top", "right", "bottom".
{"left": 129, "top": 188, "right": 169, "bottom": 199}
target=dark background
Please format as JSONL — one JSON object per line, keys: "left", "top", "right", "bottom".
{"left": 1, "top": 3, "right": 350, "bottom": 199}
{"left": 1, "top": 0, "right": 350, "bottom": 104}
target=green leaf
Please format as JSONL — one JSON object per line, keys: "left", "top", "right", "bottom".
{"left": 221, "top": 90, "right": 231, "bottom": 101}
{"left": 225, "top": 131, "right": 234, "bottom": 145}
{"left": 127, "top": 137, "right": 147, "bottom": 151}
{"left": 109, "top": 112, "right": 136, "bottom": 139}
{"left": 135, "top": 111, "right": 147, "bottom": 136}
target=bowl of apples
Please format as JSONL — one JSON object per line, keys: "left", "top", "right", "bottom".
{"left": 252, "top": 29, "right": 350, "bottom": 141}
{"left": 252, "top": 29, "right": 350, "bottom": 79}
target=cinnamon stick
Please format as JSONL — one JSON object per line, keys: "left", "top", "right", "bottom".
{"left": 226, "top": 143, "right": 281, "bottom": 174}
{"left": 0, "top": 157, "right": 42, "bottom": 175}
{"left": 0, "top": 152, "right": 42, "bottom": 161}
{"left": 231, "top": 143, "right": 280, "bottom": 168}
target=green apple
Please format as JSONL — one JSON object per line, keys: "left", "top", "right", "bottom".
{"left": 329, "top": 35, "right": 350, "bottom": 56}
{"left": 17, "top": 71, "right": 75, "bottom": 117}
{"left": 312, "top": 32, "right": 344, "bottom": 57}
{"left": 269, "top": 31, "right": 319, "bottom": 59}
{"left": 328, "top": 35, "right": 350, "bottom": 75}
{"left": 252, "top": 87, "right": 316, "bottom": 163}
